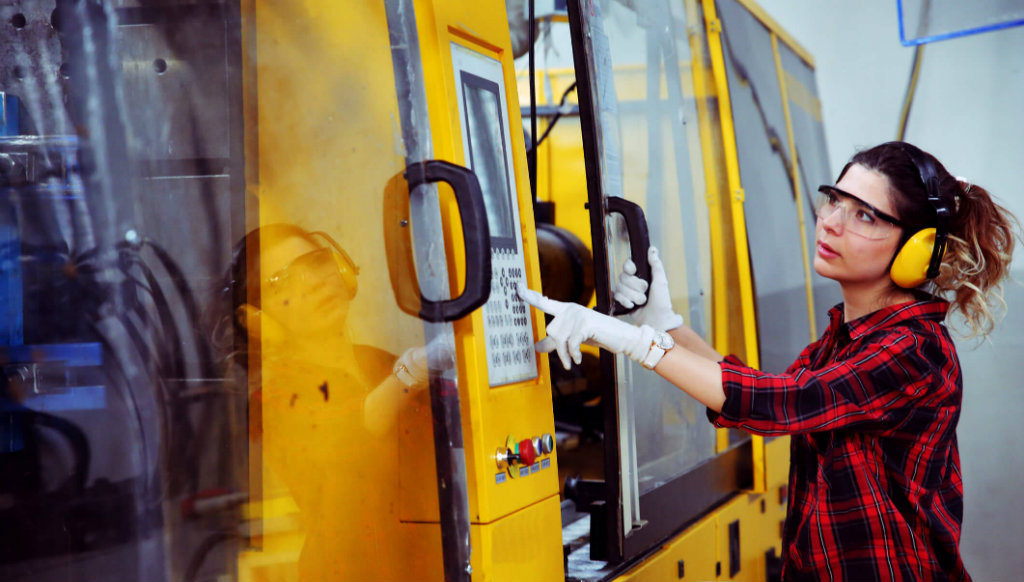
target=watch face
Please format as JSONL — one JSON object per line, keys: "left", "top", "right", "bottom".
{"left": 655, "top": 331, "right": 674, "bottom": 350}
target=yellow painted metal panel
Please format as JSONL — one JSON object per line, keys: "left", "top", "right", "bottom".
{"left": 701, "top": 0, "right": 765, "bottom": 490}
{"left": 685, "top": 0, "right": 750, "bottom": 453}
{"left": 395, "top": 0, "right": 561, "bottom": 530}
{"left": 403, "top": 495, "right": 565, "bottom": 582}
{"left": 612, "top": 513, "right": 719, "bottom": 582}
{"left": 399, "top": 377, "right": 561, "bottom": 523}
{"left": 765, "top": 434, "right": 791, "bottom": 493}
{"left": 700, "top": 0, "right": 760, "bottom": 373}
{"left": 764, "top": 435, "right": 791, "bottom": 550}
{"left": 715, "top": 494, "right": 768, "bottom": 581}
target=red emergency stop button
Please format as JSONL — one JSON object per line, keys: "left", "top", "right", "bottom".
{"left": 518, "top": 438, "right": 537, "bottom": 466}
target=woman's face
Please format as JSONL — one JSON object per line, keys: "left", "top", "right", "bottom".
{"left": 813, "top": 164, "right": 904, "bottom": 289}
{"left": 260, "top": 233, "right": 352, "bottom": 335}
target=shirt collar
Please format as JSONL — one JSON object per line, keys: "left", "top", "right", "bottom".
{"left": 826, "top": 295, "right": 949, "bottom": 341}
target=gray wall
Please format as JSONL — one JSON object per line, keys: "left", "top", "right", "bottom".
{"left": 756, "top": 1, "right": 1024, "bottom": 578}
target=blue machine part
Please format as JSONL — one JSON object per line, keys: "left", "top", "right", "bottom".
{"left": 2, "top": 385, "right": 106, "bottom": 412}
{"left": 0, "top": 342, "right": 104, "bottom": 367}
{"left": 897, "top": 0, "right": 1024, "bottom": 46}
{"left": 0, "top": 204, "right": 22, "bottom": 347}
{"left": 0, "top": 92, "right": 18, "bottom": 136}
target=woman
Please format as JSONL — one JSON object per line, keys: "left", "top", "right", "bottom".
{"left": 221, "top": 223, "right": 443, "bottom": 581}
{"left": 520, "top": 142, "right": 1019, "bottom": 581}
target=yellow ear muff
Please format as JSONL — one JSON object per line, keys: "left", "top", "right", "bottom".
{"left": 309, "top": 231, "right": 359, "bottom": 299}
{"left": 890, "top": 227, "right": 939, "bottom": 288}
{"left": 331, "top": 247, "right": 359, "bottom": 299}
{"left": 235, "top": 304, "right": 288, "bottom": 345}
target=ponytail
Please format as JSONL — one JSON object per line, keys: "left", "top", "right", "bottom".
{"left": 933, "top": 180, "right": 1020, "bottom": 338}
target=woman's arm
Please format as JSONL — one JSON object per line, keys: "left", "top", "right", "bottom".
{"left": 667, "top": 324, "right": 723, "bottom": 363}
{"left": 520, "top": 286, "right": 944, "bottom": 437}
{"left": 654, "top": 343, "right": 726, "bottom": 412}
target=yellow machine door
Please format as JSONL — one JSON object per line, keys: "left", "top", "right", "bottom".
{"left": 237, "top": 1, "right": 512, "bottom": 580}
{"left": 391, "top": 1, "right": 566, "bottom": 581}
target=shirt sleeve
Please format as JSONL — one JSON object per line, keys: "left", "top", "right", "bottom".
{"left": 712, "top": 331, "right": 947, "bottom": 436}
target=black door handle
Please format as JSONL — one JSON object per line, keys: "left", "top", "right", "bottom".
{"left": 385, "top": 160, "right": 492, "bottom": 323}
{"left": 605, "top": 196, "right": 651, "bottom": 316}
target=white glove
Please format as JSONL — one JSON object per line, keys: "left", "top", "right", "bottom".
{"left": 519, "top": 287, "right": 656, "bottom": 371}
{"left": 393, "top": 335, "right": 456, "bottom": 387}
{"left": 614, "top": 246, "right": 684, "bottom": 331}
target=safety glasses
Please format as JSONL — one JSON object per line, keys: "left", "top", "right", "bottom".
{"left": 814, "top": 185, "right": 905, "bottom": 240}
{"left": 264, "top": 232, "right": 358, "bottom": 298}
{"left": 266, "top": 248, "right": 342, "bottom": 290}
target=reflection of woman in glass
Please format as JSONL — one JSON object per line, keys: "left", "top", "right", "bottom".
{"left": 224, "top": 223, "right": 437, "bottom": 581}
{"left": 521, "top": 142, "right": 1019, "bottom": 580}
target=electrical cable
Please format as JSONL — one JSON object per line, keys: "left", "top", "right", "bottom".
{"left": 87, "top": 318, "right": 155, "bottom": 505}
{"left": 896, "top": 44, "right": 924, "bottom": 141}
{"left": 80, "top": 242, "right": 203, "bottom": 502}
{"left": 134, "top": 239, "right": 219, "bottom": 379}
{"left": 718, "top": 25, "right": 796, "bottom": 198}
{"left": 118, "top": 249, "right": 205, "bottom": 495}
{"left": 131, "top": 241, "right": 223, "bottom": 494}
{"left": 28, "top": 409, "right": 91, "bottom": 495}
{"left": 898, "top": 0, "right": 932, "bottom": 140}
{"left": 529, "top": 0, "right": 538, "bottom": 200}
{"left": 528, "top": 81, "right": 578, "bottom": 154}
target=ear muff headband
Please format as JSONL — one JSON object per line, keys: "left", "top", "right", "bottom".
{"left": 310, "top": 231, "right": 359, "bottom": 299}
{"left": 889, "top": 145, "right": 952, "bottom": 288}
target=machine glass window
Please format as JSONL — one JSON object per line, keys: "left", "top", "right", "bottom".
{"left": 596, "top": 0, "right": 716, "bottom": 524}
{"left": 716, "top": 0, "right": 814, "bottom": 374}
{"left": 777, "top": 40, "right": 841, "bottom": 336}
{"left": 563, "top": 0, "right": 736, "bottom": 563}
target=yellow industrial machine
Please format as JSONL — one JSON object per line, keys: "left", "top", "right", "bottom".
{"left": 517, "top": 0, "right": 835, "bottom": 579}
{"left": 0, "top": 0, "right": 833, "bottom": 581}
{"left": 238, "top": 1, "right": 561, "bottom": 580}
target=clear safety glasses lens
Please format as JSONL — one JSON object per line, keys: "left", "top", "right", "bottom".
{"left": 814, "top": 189, "right": 898, "bottom": 240}
{"left": 265, "top": 248, "right": 341, "bottom": 291}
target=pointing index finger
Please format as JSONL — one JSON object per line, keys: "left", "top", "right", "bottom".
{"left": 517, "top": 286, "right": 564, "bottom": 316}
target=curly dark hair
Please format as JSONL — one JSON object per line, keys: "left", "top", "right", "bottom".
{"left": 839, "top": 141, "right": 1020, "bottom": 337}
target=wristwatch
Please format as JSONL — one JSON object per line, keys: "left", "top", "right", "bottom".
{"left": 641, "top": 330, "right": 675, "bottom": 370}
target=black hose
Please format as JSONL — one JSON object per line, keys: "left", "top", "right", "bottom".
{"left": 529, "top": 81, "right": 578, "bottom": 154}
{"left": 29, "top": 409, "right": 91, "bottom": 495}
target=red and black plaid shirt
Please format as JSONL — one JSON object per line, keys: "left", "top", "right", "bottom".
{"left": 711, "top": 297, "right": 969, "bottom": 581}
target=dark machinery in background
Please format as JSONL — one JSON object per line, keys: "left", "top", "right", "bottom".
{"left": 0, "top": 1, "right": 245, "bottom": 580}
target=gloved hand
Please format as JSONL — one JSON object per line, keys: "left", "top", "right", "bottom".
{"left": 519, "top": 287, "right": 656, "bottom": 370}
{"left": 614, "top": 246, "right": 684, "bottom": 331}
{"left": 393, "top": 334, "right": 456, "bottom": 387}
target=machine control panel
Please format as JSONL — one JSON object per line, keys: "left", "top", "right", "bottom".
{"left": 483, "top": 259, "right": 532, "bottom": 379}
{"left": 495, "top": 433, "right": 554, "bottom": 483}
{"left": 451, "top": 43, "right": 537, "bottom": 387}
